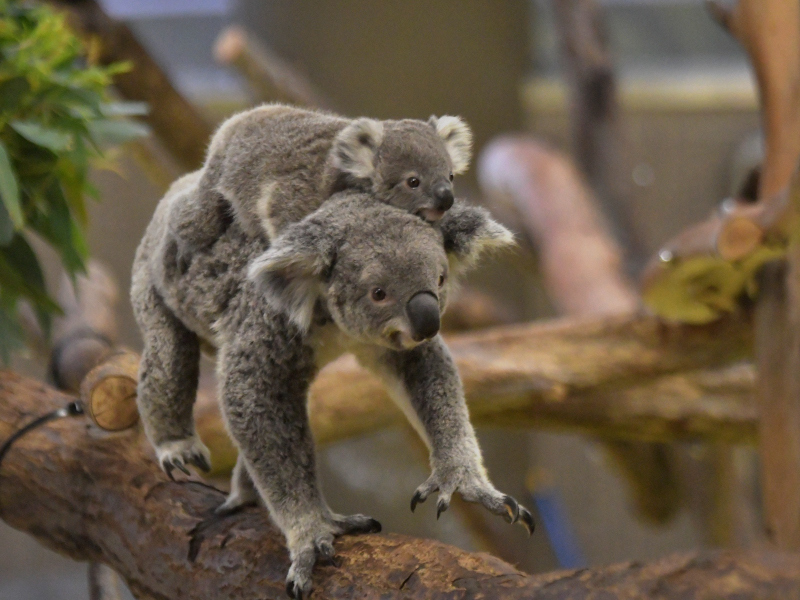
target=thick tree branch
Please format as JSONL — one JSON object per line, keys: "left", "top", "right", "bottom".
{"left": 189, "top": 312, "right": 758, "bottom": 476}
{"left": 0, "top": 371, "right": 797, "bottom": 598}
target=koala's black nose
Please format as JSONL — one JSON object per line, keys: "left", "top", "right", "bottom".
{"left": 433, "top": 183, "right": 454, "bottom": 211}
{"left": 406, "top": 291, "right": 440, "bottom": 342}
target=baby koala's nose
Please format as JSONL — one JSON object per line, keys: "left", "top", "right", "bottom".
{"left": 433, "top": 183, "right": 454, "bottom": 211}
{"left": 406, "top": 291, "right": 440, "bottom": 342}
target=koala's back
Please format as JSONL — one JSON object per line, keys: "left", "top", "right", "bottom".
{"left": 132, "top": 181, "right": 268, "bottom": 349}
{"left": 205, "top": 104, "right": 348, "bottom": 236}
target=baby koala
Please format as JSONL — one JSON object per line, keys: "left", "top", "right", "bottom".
{"left": 132, "top": 186, "right": 532, "bottom": 599}
{"left": 168, "top": 104, "right": 473, "bottom": 252}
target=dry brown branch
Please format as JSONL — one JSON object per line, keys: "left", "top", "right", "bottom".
{"left": 440, "top": 287, "right": 519, "bottom": 332}
{"left": 642, "top": 1, "right": 800, "bottom": 324}
{"left": 642, "top": 0, "right": 800, "bottom": 550}
{"left": 707, "top": 0, "right": 800, "bottom": 551}
{"left": 479, "top": 136, "right": 638, "bottom": 316}
{"left": 479, "top": 136, "right": 682, "bottom": 523}
{"left": 48, "top": 0, "right": 214, "bottom": 171}
{"left": 189, "top": 313, "right": 757, "bottom": 477}
{"left": 1, "top": 371, "right": 798, "bottom": 599}
{"left": 214, "top": 26, "right": 332, "bottom": 109}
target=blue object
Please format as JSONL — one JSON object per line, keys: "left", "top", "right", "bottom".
{"left": 530, "top": 488, "right": 587, "bottom": 569}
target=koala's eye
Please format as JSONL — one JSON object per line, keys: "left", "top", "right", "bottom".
{"left": 407, "top": 177, "right": 420, "bottom": 189}
{"left": 371, "top": 287, "right": 387, "bottom": 302}
{"left": 438, "top": 274, "right": 445, "bottom": 287}
{"left": 449, "top": 173, "right": 454, "bottom": 182}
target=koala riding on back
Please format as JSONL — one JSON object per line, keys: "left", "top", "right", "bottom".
{"left": 132, "top": 186, "right": 533, "bottom": 599}
{"left": 169, "top": 104, "right": 473, "bottom": 251}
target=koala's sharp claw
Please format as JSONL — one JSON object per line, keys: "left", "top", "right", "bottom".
{"left": 411, "top": 490, "right": 426, "bottom": 512}
{"left": 285, "top": 581, "right": 302, "bottom": 600}
{"left": 193, "top": 453, "right": 211, "bottom": 473}
{"left": 519, "top": 506, "right": 536, "bottom": 536}
{"left": 502, "top": 495, "right": 520, "bottom": 524}
{"left": 163, "top": 461, "right": 176, "bottom": 481}
{"left": 173, "top": 460, "right": 191, "bottom": 476}
{"left": 436, "top": 498, "right": 449, "bottom": 520}
{"left": 317, "top": 540, "right": 336, "bottom": 563}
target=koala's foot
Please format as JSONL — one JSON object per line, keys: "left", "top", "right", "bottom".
{"left": 410, "top": 467, "right": 535, "bottom": 536}
{"left": 330, "top": 512, "right": 382, "bottom": 535}
{"left": 215, "top": 485, "right": 260, "bottom": 516}
{"left": 284, "top": 513, "right": 382, "bottom": 599}
{"left": 215, "top": 472, "right": 260, "bottom": 516}
{"left": 155, "top": 437, "right": 211, "bottom": 480}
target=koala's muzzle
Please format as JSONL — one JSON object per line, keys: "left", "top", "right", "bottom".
{"left": 407, "top": 291, "right": 440, "bottom": 341}
{"left": 434, "top": 183, "right": 455, "bottom": 211}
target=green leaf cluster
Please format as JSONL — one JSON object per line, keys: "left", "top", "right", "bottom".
{"left": 0, "top": 0, "right": 148, "bottom": 361}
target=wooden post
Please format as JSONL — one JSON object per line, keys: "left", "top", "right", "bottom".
{"left": 707, "top": 0, "right": 800, "bottom": 549}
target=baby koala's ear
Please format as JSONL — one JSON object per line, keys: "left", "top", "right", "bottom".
{"left": 248, "top": 220, "right": 335, "bottom": 333}
{"left": 330, "top": 118, "right": 385, "bottom": 180}
{"left": 429, "top": 115, "right": 473, "bottom": 175}
{"left": 439, "top": 201, "right": 515, "bottom": 276}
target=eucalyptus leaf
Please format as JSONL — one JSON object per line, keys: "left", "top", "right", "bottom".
{"left": 0, "top": 76, "right": 30, "bottom": 113}
{"left": 87, "top": 118, "right": 150, "bottom": 146}
{"left": 11, "top": 120, "right": 72, "bottom": 151}
{"left": 0, "top": 201, "right": 13, "bottom": 245}
{"left": 100, "top": 101, "right": 149, "bottom": 117}
{"left": 0, "top": 141, "right": 22, "bottom": 228}
{"left": 0, "top": 1, "right": 143, "bottom": 361}
{"left": 3, "top": 233, "right": 47, "bottom": 294}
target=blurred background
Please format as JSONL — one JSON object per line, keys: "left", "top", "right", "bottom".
{"left": 1, "top": 0, "right": 763, "bottom": 597}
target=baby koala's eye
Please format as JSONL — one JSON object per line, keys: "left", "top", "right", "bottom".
{"left": 371, "top": 287, "right": 387, "bottom": 302}
{"left": 438, "top": 274, "right": 446, "bottom": 287}
{"left": 449, "top": 173, "right": 454, "bottom": 182}
{"left": 406, "top": 176, "right": 420, "bottom": 189}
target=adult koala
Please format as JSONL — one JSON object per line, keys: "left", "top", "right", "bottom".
{"left": 168, "top": 103, "right": 472, "bottom": 252}
{"left": 132, "top": 186, "right": 532, "bottom": 599}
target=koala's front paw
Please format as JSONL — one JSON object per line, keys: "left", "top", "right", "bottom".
{"left": 410, "top": 467, "right": 535, "bottom": 535}
{"left": 155, "top": 437, "right": 211, "bottom": 480}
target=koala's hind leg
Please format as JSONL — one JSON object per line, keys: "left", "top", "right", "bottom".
{"left": 132, "top": 284, "right": 210, "bottom": 478}
{"left": 168, "top": 172, "right": 233, "bottom": 253}
{"left": 219, "top": 316, "right": 380, "bottom": 599}
{"left": 215, "top": 454, "right": 260, "bottom": 515}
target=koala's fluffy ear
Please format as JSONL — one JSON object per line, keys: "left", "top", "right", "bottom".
{"left": 248, "top": 221, "right": 334, "bottom": 333}
{"left": 439, "top": 202, "right": 515, "bottom": 276}
{"left": 330, "top": 118, "right": 384, "bottom": 180}
{"left": 429, "top": 115, "right": 473, "bottom": 175}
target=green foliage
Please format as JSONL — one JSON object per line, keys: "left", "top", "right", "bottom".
{"left": 0, "top": 0, "right": 148, "bottom": 361}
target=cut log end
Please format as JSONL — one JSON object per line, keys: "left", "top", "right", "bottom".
{"left": 717, "top": 215, "right": 764, "bottom": 262}
{"left": 213, "top": 26, "right": 246, "bottom": 64}
{"left": 80, "top": 350, "right": 140, "bottom": 431}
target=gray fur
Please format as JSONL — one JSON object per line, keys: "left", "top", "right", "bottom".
{"left": 132, "top": 188, "right": 524, "bottom": 598}
{"left": 168, "top": 104, "right": 472, "bottom": 251}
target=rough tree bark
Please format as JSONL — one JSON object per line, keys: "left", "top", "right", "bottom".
{"left": 1, "top": 372, "right": 799, "bottom": 599}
